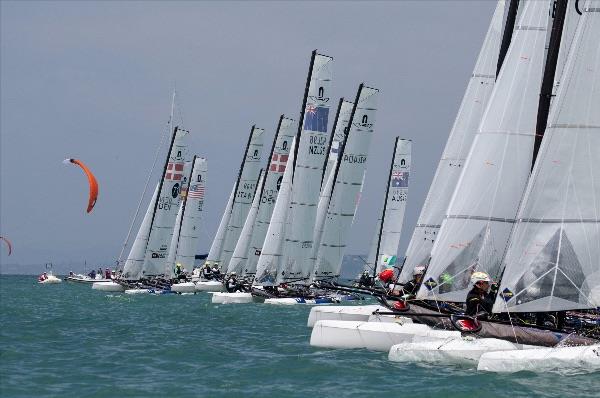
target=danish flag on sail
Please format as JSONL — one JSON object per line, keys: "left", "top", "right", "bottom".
{"left": 166, "top": 162, "right": 184, "bottom": 181}
{"left": 270, "top": 154, "right": 288, "bottom": 173}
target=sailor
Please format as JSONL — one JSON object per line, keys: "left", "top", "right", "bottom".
{"left": 226, "top": 272, "right": 238, "bottom": 293}
{"left": 465, "top": 272, "right": 498, "bottom": 317}
{"left": 38, "top": 272, "right": 48, "bottom": 282}
{"left": 358, "top": 270, "right": 374, "bottom": 287}
{"left": 202, "top": 264, "right": 213, "bottom": 280}
{"left": 211, "top": 265, "right": 222, "bottom": 280}
{"left": 399, "top": 266, "right": 426, "bottom": 298}
{"left": 104, "top": 268, "right": 111, "bottom": 279}
{"left": 88, "top": 269, "right": 96, "bottom": 279}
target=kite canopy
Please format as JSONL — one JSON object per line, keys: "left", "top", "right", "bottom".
{"left": 63, "top": 158, "right": 99, "bottom": 213}
{"left": 0, "top": 236, "right": 12, "bottom": 256}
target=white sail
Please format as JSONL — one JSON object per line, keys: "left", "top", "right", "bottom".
{"left": 121, "top": 183, "right": 160, "bottom": 279}
{"left": 255, "top": 138, "right": 297, "bottom": 286}
{"left": 166, "top": 157, "right": 208, "bottom": 277}
{"left": 141, "top": 127, "right": 190, "bottom": 277}
{"left": 219, "top": 126, "right": 265, "bottom": 270}
{"left": 399, "top": 0, "right": 505, "bottom": 283}
{"left": 312, "top": 85, "right": 379, "bottom": 280}
{"left": 417, "top": 0, "right": 552, "bottom": 302}
{"left": 493, "top": 2, "right": 600, "bottom": 313}
{"left": 245, "top": 116, "right": 296, "bottom": 276}
{"left": 227, "top": 170, "right": 264, "bottom": 275}
{"left": 206, "top": 182, "right": 235, "bottom": 267}
{"left": 165, "top": 195, "right": 185, "bottom": 278}
{"left": 280, "top": 51, "right": 334, "bottom": 283}
{"left": 322, "top": 100, "right": 354, "bottom": 189}
{"left": 312, "top": 161, "right": 337, "bottom": 263}
{"left": 374, "top": 138, "right": 411, "bottom": 275}
{"left": 554, "top": 0, "right": 585, "bottom": 96}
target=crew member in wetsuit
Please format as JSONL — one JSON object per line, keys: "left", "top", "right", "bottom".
{"left": 400, "top": 266, "right": 426, "bottom": 297}
{"left": 358, "top": 270, "right": 374, "bottom": 288}
{"left": 225, "top": 272, "right": 239, "bottom": 293}
{"left": 465, "top": 272, "right": 498, "bottom": 317}
{"left": 202, "top": 264, "right": 213, "bottom": 280}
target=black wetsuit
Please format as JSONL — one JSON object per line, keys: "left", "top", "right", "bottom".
{"left": 401, "top": 278, "right": 421, "bottom": 296}
{"left": 358, "top": 273, "right": 374, "bottom": 287}
{"left": 202, "top": 267, "right": 213, "bottom": 280}
{"left": 465, "top": 287, "right": 495, "bottom": 316}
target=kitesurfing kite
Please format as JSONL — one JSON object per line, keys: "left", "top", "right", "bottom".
{"left": 0, "top": 236, "right": 12, "bottom": 256}
{"left": 63, "top": 158, "right": 99, "bottom": 213}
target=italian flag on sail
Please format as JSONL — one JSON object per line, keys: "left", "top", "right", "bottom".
{"left": 380, "top": 255, "right": 397, "bottom": 266}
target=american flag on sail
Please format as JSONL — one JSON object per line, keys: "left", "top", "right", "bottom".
{"left": 392, "top": 171, "right": 409, "bottom": 188}
{"left": 270, "top": 153, "right": 289, "bottom": 173}
{"left": 304, "top": 104, "right": 329, "bottom": 133}
{"left": 166, "top": 162, "right": 184, "bottom": 181}
{"left": 188, "top": 184, "right": 204, "bottom": 199}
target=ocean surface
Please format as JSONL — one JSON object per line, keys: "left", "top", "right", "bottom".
{"left": 1, "top": 275, "right": 598, "bottom": 398}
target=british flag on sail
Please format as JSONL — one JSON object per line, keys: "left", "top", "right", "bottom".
{"left": 270, "top": 153, "right": 289, "bottom": 173}
{"left": 304, "top": 104, "right": 329, "bottom": 133}
{"left": 392, "top": 171, "right": 409, "bottom": 188}
{"left": 166, "top": 162, "right": 184, "bottom": 181}
{"left": 188, "top": 184, "right": 204, "bottom": 199}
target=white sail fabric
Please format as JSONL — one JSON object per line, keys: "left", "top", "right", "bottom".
{"left": 121, "top": 183, "right": 159, "bottom": 279}
{"left": 322, "top": 100, "right": 354, "bottom": 188}
{"left": 141, "top": 128, "right": 190, "bottom": 277}
{"left": 417, "top": 0, "right": 552, "bottom": 301}
{"left": 245, "top": 117, "right": 296, "bottom": 276}
{"left": 227, "top": 170, "right": 264, "bottom": 275}
{"left": 255, "top": 138, "right": 296, "bottom": 286}
{"left": 220, "top": 126, "right": 265, "bottom": 270}
{"left": 399, "top": 0, "right": 505, "bottom": 283}
{"left": 375, "top": 139, "right": 411, "bottom": 274}
{"left": 166, "top": 157, "right": 208, "bottom": 277}
{"left": 553, "top": 0, "right": 585, "bottom": 96}
{"left": 206, "top": 182, "right": 235, "bottom": 268}
{"left": 280, "top": 52, "right": 334, "bottom": 283}
{"left": 312, "top": 85, "right": 379, "bottom": 280}
{"left": 493, "top": 2, "right": 600, "bottom": 313}
{"left": 312, "top": 161, "right": 337, "bottom": 263}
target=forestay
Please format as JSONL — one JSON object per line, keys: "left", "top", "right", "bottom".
{"left": 165, "top": 157, "right": 208, "bottom": 278}
{"left": 220, "top": 126, "right": 265, "bottom": 271}
{"left": 399, "top": 0, "right": 505, "bottom": 283}
{"left": 205, "top": 182, "right": 235, "bottom": 268}
{"left": 255, "top": 138, "right": 296, "bottom": 286}
{"left": 141, "top": 127, "right": 190, "bottom": 277}
{"left": 245, "top": 116, "right": 296, "bottom": 276}
{"left": 121, "top": 183, "right": 159, "bottom": 279}
{"left": 373, "top": 138, "right": 411, "bottom": 275}
{"left": 417, "top": 0, "right": 552, "bottom": 302}
{"left": 281, "top": 52, "right": 334, "bottom": 283}
{"left": 493, "top": 2, "right": 600, "bottom": 313}
{"left": 322, "top": 100, "right": 354, "bottom": 189}
{"left": 312, "top": 85, "right": 379, "bottom": 280}
{"left": 312, "top": 162, "right": 337, "bottom": 265}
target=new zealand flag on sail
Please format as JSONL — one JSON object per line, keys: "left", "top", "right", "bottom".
{"left": 392, "top": 171, "right": 409, "bottom": 188}
{"left": 304, "top": 104, "right": 329, "bottom": 133}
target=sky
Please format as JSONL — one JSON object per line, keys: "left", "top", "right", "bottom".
{"left": 0, "top": 0, "right": 497, "bottom": 273}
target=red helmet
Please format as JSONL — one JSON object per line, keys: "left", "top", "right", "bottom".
{"left": 378, "top": 268, "right": 394, "bottom": 283}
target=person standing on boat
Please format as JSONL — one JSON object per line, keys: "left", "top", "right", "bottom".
{"left": 202, "top": 264, "right": 213, "bottom": 280}
{"left": 400, "top": 266, "right": 426, "bottom": 298}
{"left": 465, "top": 272, "right": 498, "bottom": 317}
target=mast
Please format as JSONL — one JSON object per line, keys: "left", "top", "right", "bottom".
{"left": 372, "top": 137, "right": 400, "bottom": 278}
{"left": 320, "top": 98, "right": 344, "bottom": 187}
{"left": 291, "top": 50, "right": 316, "bottom": 182}
{"left": 532, "top": 0, "right": 568, "bottom": 169}
{"left": 497, "top": 0, "right": 520, "bottom": 77}
{"left": 232, "top": 125, "right": 256, "bottom": 211}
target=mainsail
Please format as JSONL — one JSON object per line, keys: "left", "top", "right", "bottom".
{"left": 219, "top": 126, "right": 265, "bottom": 271}
{"left": 165, "top": 156, "right": 208, "bottom": 278}
{"left": 312, "top": 85, "right": 379, "bottom": 281}
{"left": 121, "top": 183, "right": 159, "bottom": 279}
{"left": 321, "top": 99, "right": 354, "bottom": 188}
{"left": 245, "top": 116, "right": 296, "bottom": 277}
{"left": 417, "top": 0, "right": 552, "bottom": 301}
{"left": 255, "top": 138, "right": 296, "bottom": 286}
{"left": 370, "top": 138, "right": 412, "bottom": 275}
{"left": 398, "top": 0, "right": 505, "bottom": 283}
{"left": 280, "top": 51, "right": 334, "bottom": 283}
{"left": 205, "top": 182, "right": 235, "bottom": 268}
{"left": 141, "top": 127, "right": 190, "bottom": 277}
{"left": 493, "top": 2, "right": 600, "bottom": 312}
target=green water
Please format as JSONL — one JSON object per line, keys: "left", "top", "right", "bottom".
{"left": 0, "top": 275, "right": 598, "bottom": 397}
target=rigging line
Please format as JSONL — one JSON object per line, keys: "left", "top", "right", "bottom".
{"left": 117, "top": 90, "right": 176, "bottom": 266}
{"left": 502, "top": 298, "right": 521, "bottom": 345}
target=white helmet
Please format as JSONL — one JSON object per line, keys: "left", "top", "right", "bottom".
{"left": 471, "top": 271, "right": 491, "bottom": 285}
{"left": 413, "top": 266, "right": 426, "bottom": 276}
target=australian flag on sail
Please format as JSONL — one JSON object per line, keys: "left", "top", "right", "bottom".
{"left": 392, "top": 171, "right": 409, "bottom": 188}
{"left": 304, "top": 104, "right": 329, "bottom": 133}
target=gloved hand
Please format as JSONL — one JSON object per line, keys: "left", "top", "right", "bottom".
{"left": 490, "top": 282, "right": 499, "bottom": 293}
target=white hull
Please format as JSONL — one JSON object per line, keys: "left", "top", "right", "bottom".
{"left": 92, "top": 281, "right": 125, "bottom": 292}
{"left": 211, "top": 292, "right": 256, "bottom": 304}
{"left": 307, "top": 305, "right": 386, "bottom": 327}
{"left": 125, "top": 288, "right": 150, "bottom": 295}
{"left": 38, "top": 275, "right": 61, "bottom": 284}
{"left": 478, "top": 344, "right": 600, "bottom": 374}
{"left": 264, "top": 297, "right": 337, "bottom": 305}
{"left": 194, "top": 281, "right": 224, "bottom": 292}
{"left": 310, "top": 320, "right": 459, "bottom": 352}
{"left": 171, "top": 282, "right": 196, "bottom": 293}
{"left": 388, "top": 337, "right": 525, "bottom": 366}
{"left": 66, "top": 276, "right": 111, "bottom": 284}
